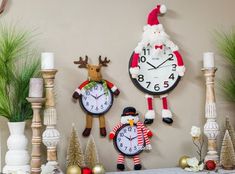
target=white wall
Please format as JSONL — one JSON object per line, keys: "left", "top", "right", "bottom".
{"left": 0, "top": 0, "right": 234, "bottom": 172}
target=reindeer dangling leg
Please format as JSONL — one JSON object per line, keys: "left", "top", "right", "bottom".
{"left": 99, "top": 115, "right": 106, "bottom": 137}
{"left": 82, "top": 114, "right": 93, "bottom": 137}
{"left": 161, "top": 94, "right": 173, "bottom": 124}
{"left": 144, "top": 95, "right": 155, "bottom": 125}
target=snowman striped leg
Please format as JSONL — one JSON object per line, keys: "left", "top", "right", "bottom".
{"left": 160, "top": 94, "right": 173, "bottom": 124}
{"left": 117, "top": 154, "right": 125, "bottom": 171}
{"left": 133, "top": 155, "right": 142, "bottom": 170}
{"left": 144, "top": 95, "right": 155, "bottom": 121}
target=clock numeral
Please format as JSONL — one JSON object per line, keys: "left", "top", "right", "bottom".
{"left": 124, "top": 129, "right": 127, "bottom": 133}
{"left": 104, "top": 101, "right": 108, "bottom": 105}
{"left": 129, "top": 148, "right": 132, "bottom": 152}
{"left": 168, "top": 54, "right": 174, "bottom": 61}
{"left": 120, "top": 133, "right": 124, "bottom": 137}
{"left": 86, "top": 91, "right": 90, "bottom": 96}
{"left": 100, "top": 105, "right": 104, "bottom": 109}
{"left": 128, "top": 127, "right": 132, "bottom": 132}
{"left": 164, "top": 81, "right": 169, "bottom": 88}
{"left": 91, "top": 105, "right": 94, "bottom": 110}
{"left": 94, "top": 85, "right": 98, "bottom": 90}
{"left": 146, "top": 81, "right": 151, "bottom": 88}
{"left": 134, "top": 146, "right": 137, "bottom": 150}
{"left": 95, "top": 107, "right": 99, "bottom": 111}
{"left": 169, "top": 73, "right": 175, "bottom": 80}
{"left": 134, "top": 129, "right": 136, "bottom": 133}
{"left": 172, "top": 64, "right": 177, "bottom": 71}
{"left": 118, "top": 138, "right": 121, "bottom": 142}
{"left": 84, "top": 96, "right": 87, "bottom": 100}
{"left": 125, "top": 146, "right": 128, "bottom": 150}
{"left": 120, "top": 143, "right": 123, "bottom": 147}
{"left": 86, "top": 102, "right": 89, "bottom": 106}
{"left": 137, "top": 75, "right": 144, "bottom": 82}
{"left": 143, "top": 48, "right": 150, "bottom": 55}
{"left": 154, "top": 84, "right": 160, "bottom": 91}
{"left": 139, "top": 56, "right": 146, "bottom": 63}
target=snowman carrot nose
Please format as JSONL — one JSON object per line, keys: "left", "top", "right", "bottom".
{"left": 129, "top": 119, "right": 134, "bottom": 127}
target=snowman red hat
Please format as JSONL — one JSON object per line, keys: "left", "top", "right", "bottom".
{"left": 147, "top": 4, "right": 167, "bottom": 26}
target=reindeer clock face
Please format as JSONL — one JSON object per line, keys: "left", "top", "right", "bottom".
{"left": 129, "top": 45, "right": 181, "bottom": 95}
{"left": 79, "top": 83, "right": 113, "bottom": 115}
{"left": 114, "top": 124, "right": 144, "bottom": 156}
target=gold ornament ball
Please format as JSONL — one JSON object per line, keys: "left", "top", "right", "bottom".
{"left": 92, "top": 164, "right": 105, "bottom": 174}
{"left": 66, "top": 165, "right": 81, "bottom": 174}
{"left": 179, "top": 155, "right": 190, "bottom": 169}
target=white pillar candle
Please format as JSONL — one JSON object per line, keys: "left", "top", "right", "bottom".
{"left": 41, "top": 52, "right": 54, "bottom": 70}
{"left": 203, "top": 52, "right": 215, "bottom": 68}
{"left": 29, "top": 78, "right": 43, "bottom": 98}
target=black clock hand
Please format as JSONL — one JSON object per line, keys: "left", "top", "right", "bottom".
{"left": 124, "top": 135, "right": 131, "bottom": 141}
{"left": 147, "top": 62, "right": 157, "bottom": 70}
{"left": 148, "top": 58, "right": 170, "bottom": 70}
{"left": 130, "top": 136, "right": 138, "bottom": 141}
{"left": 90, "top": 94, "right": 97, "bottom": 99}
{"left": 97, "top": 93, "right": 105, "bottom": 99}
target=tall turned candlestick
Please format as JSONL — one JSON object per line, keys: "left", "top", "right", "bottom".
{"left": 27, "top": 97, "right": 45, "bottom": 174}
{"left": 202, "top": 67, "right": 219, "bottom": 163}
{"left": 41, "top": 69, "right": 60, "bottom": 166}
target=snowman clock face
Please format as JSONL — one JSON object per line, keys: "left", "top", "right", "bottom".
{"left": 79, "top": 83, "right": 113, "bottom": 115}
{"left": 114, "top": 124, "right": 144, "bottom": 156}
{"left": 129, "top": 45, "right": 181, "bottom": 95}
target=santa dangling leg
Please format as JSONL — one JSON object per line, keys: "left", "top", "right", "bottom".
{"left": 117, "top": 154, "right": 125, "bottom": 171}
{"left": 144, "top": 95, "right": 155, "bottom": 124}
{"left": 161, "top": 94, "right": 173, "bottom": 124}
{"left": 133, "top": 155, "right": 141, "bottom": 170}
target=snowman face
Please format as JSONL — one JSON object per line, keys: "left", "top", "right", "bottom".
{"left": 142, "top": 24, "right": 169, "bottom": 45}
{"left": 121, "top": 115, "right": 139, "bottom": 125}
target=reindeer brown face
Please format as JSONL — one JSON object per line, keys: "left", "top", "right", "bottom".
{"left": 74, "top": 55, "right": 110, "bottom": 82}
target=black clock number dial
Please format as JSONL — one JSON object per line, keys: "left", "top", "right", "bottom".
{"left": 129, "top": 45, "right": 181, "bottom": 95}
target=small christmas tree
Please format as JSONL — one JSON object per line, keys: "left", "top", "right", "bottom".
{"left": 220, "top": 130, "right": 235, "bottom": 169}
{"left": 66, "top": 125, "right": 85, "bottom": 168}
{"left": 226, "top": 117, "right": 235, "bottom": 150}
{"left": 84, "top": 135, "right": 99, "bottom": 169}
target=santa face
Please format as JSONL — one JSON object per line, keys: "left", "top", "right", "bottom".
{"left": 142, "top": 24, "right": 169, "bottom": 46}
{"left": 121, "top": 115, "right": 139, "bottom": 126}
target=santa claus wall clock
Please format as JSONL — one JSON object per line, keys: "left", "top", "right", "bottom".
{"left": 129, "top": 4, "right": 185, "bottom": 125}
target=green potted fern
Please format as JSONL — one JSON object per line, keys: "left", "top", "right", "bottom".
{"left": 0, "top": 25, "right": 40, "bottom": 173}
{"left": 215, "top": 29, "right": 235, "bottom": 103}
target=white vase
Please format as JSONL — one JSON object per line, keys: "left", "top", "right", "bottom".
{"left": 3, "top": 122, "right": 30, "bottom": 173}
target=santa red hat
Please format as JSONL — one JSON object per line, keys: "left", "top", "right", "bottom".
{"left": 147, "top": 4, "right": 167, "bottom": 26}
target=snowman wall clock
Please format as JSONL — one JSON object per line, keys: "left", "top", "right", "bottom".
{"left": 129, "top": 4, "right": 185, "bottom": 125}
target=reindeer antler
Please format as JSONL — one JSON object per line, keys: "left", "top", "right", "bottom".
{"left": 0, "top": 0, "right": 8, "bottom": 14}
{"left": 74, "top": 55, "right": 89, "bottom": 68}
{"left": 99, "top": 55, "right": 110, "bottom": 67}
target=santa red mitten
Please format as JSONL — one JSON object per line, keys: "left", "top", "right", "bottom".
{"left": 176, "top": 66, "right": 186, "bottom": 76}
{"left": 109, "top": 132, "right": 115, "bottom": 140}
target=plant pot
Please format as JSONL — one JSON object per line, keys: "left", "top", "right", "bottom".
{"left": 3, "top": 121, "right": 30, "bottom": 173}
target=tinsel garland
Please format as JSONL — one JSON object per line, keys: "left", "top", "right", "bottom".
{"left": 84, "top": 80, "right": 108, "bottom": 95}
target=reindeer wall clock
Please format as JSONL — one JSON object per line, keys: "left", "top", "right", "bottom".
{"left": 0, "top": 0, "right": 8, "bottom": 15}
{"left": 73, "top": 55, "right": 120, "bottom": 137}
{"left": 129, "top": 4, "right": 185, "bottom": 125}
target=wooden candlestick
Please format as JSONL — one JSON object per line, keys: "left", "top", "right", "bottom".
{"left": 202, "top": 68, "right": 219, "bottom": 163}
{"left": 27, "top": 97, "right": 45, "bottom": 174}
{"left": 41, "top": 69, "right": 60, "bottom": 166}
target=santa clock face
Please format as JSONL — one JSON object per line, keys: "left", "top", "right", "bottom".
{"left": 79, "top": 83, "right": 113, "bottom": 115}
{"left": 129, "top": 45, "right": 181, "bottom": 95}
{"left": 114, "top": 124, "right": 144, "bottom": 157}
